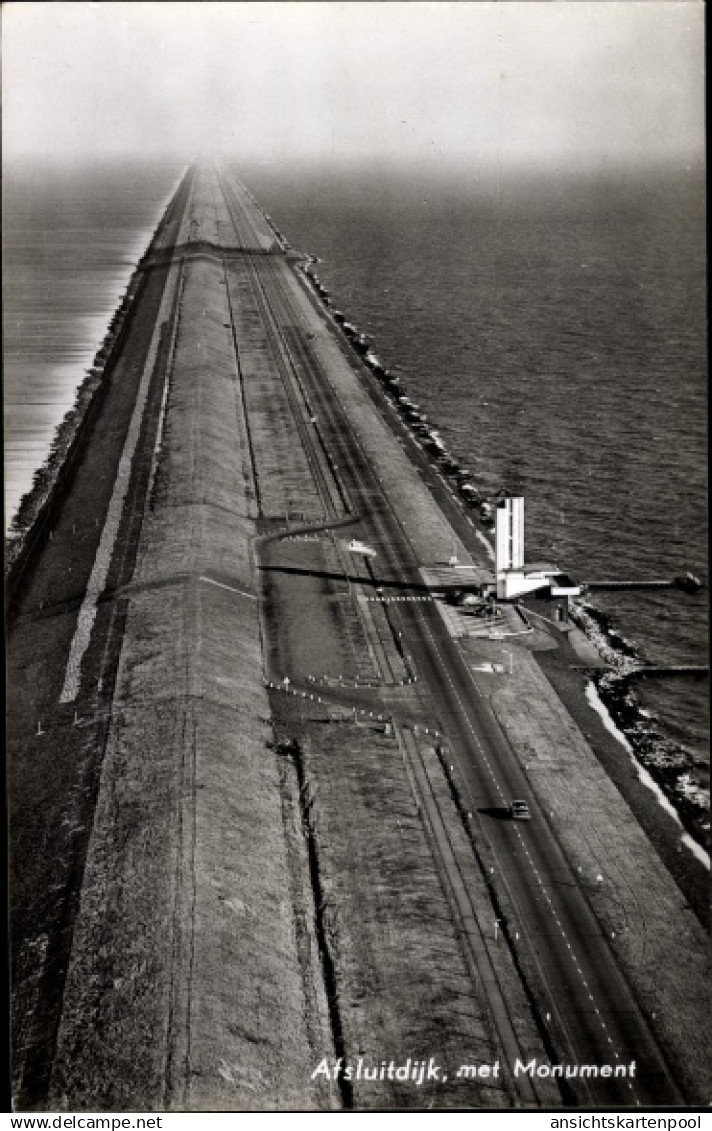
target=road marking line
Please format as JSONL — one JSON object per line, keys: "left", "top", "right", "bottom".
{"left": 273, "top": 290, "right": 641, "bottom": 1099}
{"left": 198, "top": 575, "right": 257, "bottom": 599}
{"left": 412, "top": 600, "right": 633, "bottom": 1066}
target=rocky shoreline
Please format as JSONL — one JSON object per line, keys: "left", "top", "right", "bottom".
{"left": 570, "top": 600, "right": 709, "bottom": 853}
{"left": 292, "top": 253, "right": 710, "bottom": 860}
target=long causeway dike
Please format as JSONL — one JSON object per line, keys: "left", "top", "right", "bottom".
{"left": 7, "top": 163, "right": 710, "bottom": 1112}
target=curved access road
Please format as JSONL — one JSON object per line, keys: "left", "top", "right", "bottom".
{"left": 236, "top": 213, "right": 683, "bottom": 1108}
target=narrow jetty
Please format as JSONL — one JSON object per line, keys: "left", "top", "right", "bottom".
{"left": 583, "top": 573, "right": 703, "bottom": 594}
{"left": 624, "top": 665, "right": 709, "bottom": 680}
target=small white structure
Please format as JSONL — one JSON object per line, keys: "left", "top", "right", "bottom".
{"left": 347, "top": 538, "right": 377, "bottom": 558}
{"left": 495, "top": 495, "right": 581, "bottom": 602}
{"left": 495, "top": 495, "right": 525, "bottom": 575}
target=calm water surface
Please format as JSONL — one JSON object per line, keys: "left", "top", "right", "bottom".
{"left": 3, "top": 158, "right": 184, "bottom": 525}
{"left": 3, "top": 158, "right": 707, "bottom": 778}
{"left": 241, "top": 161, "right": 708, "bottom": 772}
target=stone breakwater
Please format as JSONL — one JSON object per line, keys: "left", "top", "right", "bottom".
{"left": 289, "top": 244, "right": 711, "bottom": 858}
{"left": 570, "top": 600, "right": 709, "bottom": 852}
{"left": 297, "top": 258, "right": 492, "bottom": 524}
{"left": 9, "top": 164, "right": 711, "bottom": 1110}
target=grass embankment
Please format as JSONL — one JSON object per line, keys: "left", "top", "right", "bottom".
{"left": 271, "top": 700, "right": 538, "bottom": 1110}
{"left": 49, "top": 229, "right": 331, "bottom": 1110}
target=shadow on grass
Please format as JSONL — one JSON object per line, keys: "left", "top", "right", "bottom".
{"left": 478, "top": 806, "right": 514, "bottom": 821}
{"left": 259, "top": 563, "right": 478, "bottom": 599}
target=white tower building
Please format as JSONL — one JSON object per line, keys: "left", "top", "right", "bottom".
{"left": 494, "top": 493, "right": 580, "bottom": 602}
{"left": 495, "top": 495, "right": 524, "bottom": 576}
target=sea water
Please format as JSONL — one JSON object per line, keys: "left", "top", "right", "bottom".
{"left": 242, "top": 159, "right": 708, "bottom": 786}
{"left": 3, "top": 156, "right": 184, "bottom": 526}
{"left": 3, "top": 156, "right": 707, "bottom": 797}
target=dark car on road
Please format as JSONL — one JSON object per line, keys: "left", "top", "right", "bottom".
{"left": 509, "top": 800, "right": 531, "bottom": 820}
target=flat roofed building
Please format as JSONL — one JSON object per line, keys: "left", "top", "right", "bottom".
{"left": 497, "top": 564, "right": 559, "bottom": 601}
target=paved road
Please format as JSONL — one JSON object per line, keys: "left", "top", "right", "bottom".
{"left": 246, "top": 229, "right": 682, "bottom": 1107}
{"left": 8, "top": 164, "right": 685, "bottom": 1109}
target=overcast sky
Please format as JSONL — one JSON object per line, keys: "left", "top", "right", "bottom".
{"left": 2, "top": 1, "right": 704, "bottom": 171}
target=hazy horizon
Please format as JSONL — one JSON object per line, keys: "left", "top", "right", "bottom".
{"left": 2, "top": 2, "right": 704, "bottom": 177}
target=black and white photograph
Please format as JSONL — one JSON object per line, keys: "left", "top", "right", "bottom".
{"left": 3, "top": 1, "right": 708, "bottom": 1118}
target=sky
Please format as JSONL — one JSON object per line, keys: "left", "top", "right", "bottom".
{"left": 1, "top": 1, "right": 705, "bottom": 172}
